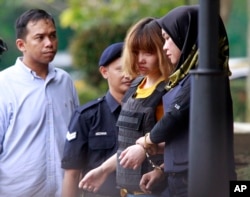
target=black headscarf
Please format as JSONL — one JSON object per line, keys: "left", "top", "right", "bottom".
{"left": 156, "top": 5, "right": 231, "bottom": 90}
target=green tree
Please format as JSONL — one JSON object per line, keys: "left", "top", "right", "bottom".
{"left": 59, "top": 0, "right": 186, "bottom": 102}
{"left": 0, "top": 0, "right": 72, "bottom": 70}
{"left": 60, "top": 0, "right": 182, "bottom": 31}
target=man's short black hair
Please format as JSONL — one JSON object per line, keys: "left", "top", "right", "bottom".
{"left": 15, "top": 9, "right": 55, "bottom": 39}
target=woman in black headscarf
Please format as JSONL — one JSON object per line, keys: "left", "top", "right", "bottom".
{"left": 119, "top": 5, "right": 236, "bottom": 197}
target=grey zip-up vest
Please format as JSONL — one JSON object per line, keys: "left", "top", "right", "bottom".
{"left": 116, "top": 76, "right": 166, "bottom": 191}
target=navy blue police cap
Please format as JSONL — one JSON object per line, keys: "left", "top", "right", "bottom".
{"left": 98, "top": 42, "right": 124, "bottom": 67}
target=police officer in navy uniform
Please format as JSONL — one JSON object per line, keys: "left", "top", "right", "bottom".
{"left": 61, "top": 42, "right": 133, "bottom": 197}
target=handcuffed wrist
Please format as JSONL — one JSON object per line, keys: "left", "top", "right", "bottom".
{"left": 154, "top": 165, "right": 164, "bottom": 173}
{"left": 144, "top": 132, "right": 151, "bottom": 149}
{"left": 136, "top": 143, "right": 147, "bottom": 155}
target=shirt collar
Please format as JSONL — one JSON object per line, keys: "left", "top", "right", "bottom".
{"left": 105, "top": 91, "right": 120, "bottom": 113}
{"left": 16, "top": 57, "right": 56, "bottom": 80}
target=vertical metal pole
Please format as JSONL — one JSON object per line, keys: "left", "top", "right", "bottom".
{"left": 189, "top": 1, "right": 230, "bottom": 197}
{"left": 246, "top": 0, "right": 250, "bottom": 121}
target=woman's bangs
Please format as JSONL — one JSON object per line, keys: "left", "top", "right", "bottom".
{"left": 131, "top": 31, "right": 156, "bottom": 53}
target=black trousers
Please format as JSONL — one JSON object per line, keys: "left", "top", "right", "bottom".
{"left": 166, "top": 171, "right": 188, "bottom": 197}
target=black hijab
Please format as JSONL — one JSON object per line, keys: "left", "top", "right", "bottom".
{"left": 156, "top": 5, "right": 231, "bottom": 89}
{"left": 157, "top": 5, "right": 198, "bottom": 66}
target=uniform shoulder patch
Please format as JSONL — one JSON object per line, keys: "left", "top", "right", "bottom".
{"left": 66, "top": 131, "right": 77, "bottom": 141}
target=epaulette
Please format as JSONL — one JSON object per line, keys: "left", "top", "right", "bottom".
{"left": 76, "top": 96, "right": 104, "bottom": 113}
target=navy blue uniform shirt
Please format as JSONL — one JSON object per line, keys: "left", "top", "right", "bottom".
{"left": 150, "top": 75, "right": 190, "bottom": 173}
{"left": 61, "top": 91, "right": 121, "bottom": 196}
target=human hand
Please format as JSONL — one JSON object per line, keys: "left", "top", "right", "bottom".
{"left": 78, "top": 166, "right": 107, "bottom": 193}
{"left": 135, "top": 136, "right": 144, "bottom": 147}
{"left": 139, "top": 168, "right": 165, "bottom": 194}
{"left": 119, "top": 144, "right": 146, "bottom": 169}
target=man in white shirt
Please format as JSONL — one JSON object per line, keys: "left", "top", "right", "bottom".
{"left": 0, "top": 9, "right": 79, "bottom": 197}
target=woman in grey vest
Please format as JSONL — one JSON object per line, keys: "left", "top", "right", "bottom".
{"left": 120, "top": 5, "right": 236, "bottom": 197}
{"left": 78, "top": 17, "right": 173, "bottom": 197}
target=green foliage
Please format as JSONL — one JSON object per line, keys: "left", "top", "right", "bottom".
{"left": 73, "top": 78, "right": 108, "bottom": 104}
{"left": 62, "top": 0, "right": 185, "bottom": 92}
{"left": 78, "top": 84, "right": 104, "bottom": 105}
{"left": 0, "top": 5, "right": 29, "bottom": 70}
{"left": 226, "top": 0, "right": 247, "bottom": 57}
{"left": 60, "top": 0, "right": 183, "bottom": 31}
{"left": 230, "top": 78, "right": 247, "bottom": 122}
{"left": 0, "top": 1, "right": 73, "bottom": 70}
{"left": 70, "top": 22, "right": 131, "bottom": 87}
